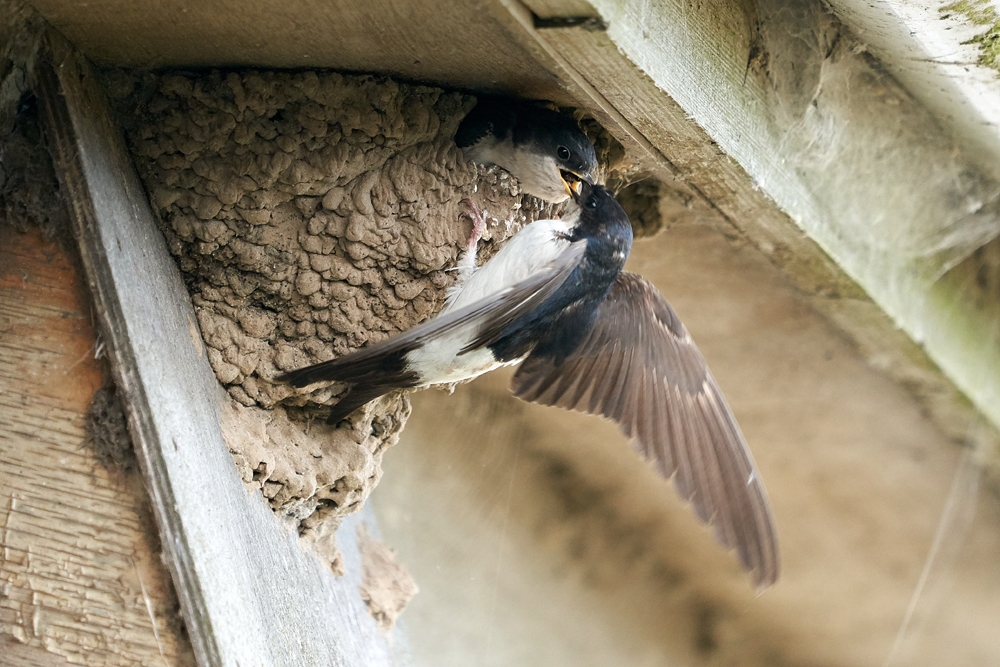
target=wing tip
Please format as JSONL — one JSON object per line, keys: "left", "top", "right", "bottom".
{"left": 732, "top": 517, "right": 781, "bottom": 591}
{"left": 749, "top": 556, "right": 781, "bottom": 591}
{"left": 274, "top": 368, "right": 314, "bottom": 388}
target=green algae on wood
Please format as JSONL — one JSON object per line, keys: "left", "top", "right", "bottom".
{"left": 942, "top": 0, "right": 1000, "bottom": 72}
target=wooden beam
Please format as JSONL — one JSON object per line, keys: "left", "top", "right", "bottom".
{"left": 0, "top": 225, "right": 193, "bottom": 667}
{"left": 502, "top": 0, "right": 1000, "bottom": 469}
{"left": 28, "top": 27, "right": 403, "bottom": 667}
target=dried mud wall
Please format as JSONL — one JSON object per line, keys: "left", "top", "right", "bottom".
{"left": 110, "top": 70, "right": 554, "bottom": 568}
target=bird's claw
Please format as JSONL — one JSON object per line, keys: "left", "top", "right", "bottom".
{"left": 462, "top": 199, "right": 487, "bottom": 251}
{"left": 450, "top": 199, "right": 487, "bottom": 284}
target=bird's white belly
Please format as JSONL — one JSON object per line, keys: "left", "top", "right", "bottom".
{"left": 404, "top": 328, "right": 512, "bottom": 385}
{"left": 443, "top": 218, "right": 574, "bottom": 313}
{"left": 409, "top": 218, "right": 574, "bottom": 386}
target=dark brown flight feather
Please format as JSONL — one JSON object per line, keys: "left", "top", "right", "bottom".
{"left": 511, "top": 271, "right": 779, "bottom": 587}
{"left": 276, "top": 243, "right": 587, "bottom": 423}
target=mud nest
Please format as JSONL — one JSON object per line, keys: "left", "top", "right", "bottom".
{"left": 0, "top": 88, "right": 67, "bottom": 237}
{"left": 110, "top": 69, "right": 561, "bottom": 569}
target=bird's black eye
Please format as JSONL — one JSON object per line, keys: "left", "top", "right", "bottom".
{"left": 587, "top": 198, "right": 597, "bottom": 209}
{"left": 557, "top": 146, "right": 571, "bottom": 161}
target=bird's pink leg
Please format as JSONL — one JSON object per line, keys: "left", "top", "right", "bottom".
{"left": 445, "top": 200, "right": 488, "bottom": 306}
{"left": 457, "top": 199, "right": 487, "bottom": 277}
{"left": 464, "top": 199, "right": 487, "bottom": 249}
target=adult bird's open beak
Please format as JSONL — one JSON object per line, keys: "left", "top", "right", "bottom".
{"left": 561, "top": 170, "right": 587, "bottom": 199}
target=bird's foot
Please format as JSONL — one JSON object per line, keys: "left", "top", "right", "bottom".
{"left": 453, "top": 199, "right": 486, "bottom": 277}
{"left": 462, "top": 199, "right": 487, "bottom": 252}
{"left": 445, "top": 200, "right": 487, "bottom": 305}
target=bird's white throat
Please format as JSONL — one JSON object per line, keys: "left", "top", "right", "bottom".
{"left": 464, "top": 138, "right": 568, "bottom": 203}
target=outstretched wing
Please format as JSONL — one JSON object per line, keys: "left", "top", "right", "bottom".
{"left": 510, "top": 271, "right": 779, "bottom": 587}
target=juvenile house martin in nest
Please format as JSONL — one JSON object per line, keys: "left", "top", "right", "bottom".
{"left": 278, "top": 181, "right": 780, "bottom": 588}
{"left": 455, "top": 96, "right": 597, "bottom": 202}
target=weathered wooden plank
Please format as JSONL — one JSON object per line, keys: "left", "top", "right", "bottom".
{"left": 829, "top": 0, "right": 1000, "bottom": 175}
{"left": 503, "top": 0, "right": 1000, "bottom": 473}
{"left": 28, "top": 28, "right": 405, "bottom": 667}
{"left": 537, "top": 0, "right": 1000, "bottom": 443}
{"left": 0, "top": 225, "right": 193, "bottom": 667}
{"left": 27, "top": 0, "right": 575, "bottom": 104}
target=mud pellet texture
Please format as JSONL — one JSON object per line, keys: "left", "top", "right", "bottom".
{"left": 110, "top": 70, "right": 558, "bottom": 567}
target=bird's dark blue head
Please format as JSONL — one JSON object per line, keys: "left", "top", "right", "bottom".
{"left": 571, "top": 181, "right": 632, "bottom": 242}
{"left": 567, "top": 180, "right": 633, "bottom": 280}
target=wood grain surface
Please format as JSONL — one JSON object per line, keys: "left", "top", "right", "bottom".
{"left": 29, "top": 27, "right": 405, "bottom": 667}
{"left": 0, "top": 224, "right": 194, "bottom": 666}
